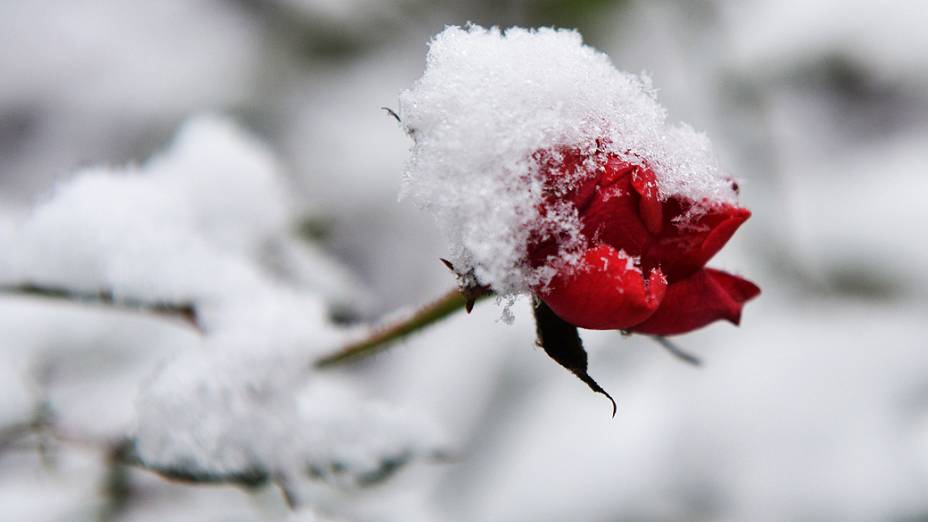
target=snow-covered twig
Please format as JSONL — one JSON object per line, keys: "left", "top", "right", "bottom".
{"left": 0, "top": 416, "right": 271, "bottom": 488}
{"left": 116, "top": 441, "right": 270, "bottom": 487}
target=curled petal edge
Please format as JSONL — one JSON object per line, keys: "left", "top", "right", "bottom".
{"left": 630, "top": 268, "right": 760, "bottom": 336}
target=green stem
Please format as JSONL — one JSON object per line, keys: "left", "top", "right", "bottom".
{"left": 315, "top": 288, "right": 486, "bottom": 368}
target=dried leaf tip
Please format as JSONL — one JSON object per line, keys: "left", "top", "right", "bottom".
{"left": 533, "top": 298, "right": 617, "bottom": 418}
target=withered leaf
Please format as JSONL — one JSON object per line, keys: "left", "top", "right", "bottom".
{"left": 532, "top": 298, "right": 617, "bottom": 416}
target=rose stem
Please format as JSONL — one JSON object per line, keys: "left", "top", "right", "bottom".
{"left": 0, "top": 283, "right": 486, "bottom": 367}
{"left": 314, "top": 287, "right": 487, "bottom": 368}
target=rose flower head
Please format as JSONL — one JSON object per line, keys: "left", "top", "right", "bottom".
{"left": 529, "top": 143, "right": 759, "bottom": 335}
{"left": 398, "top": 25, "right": 759, "bottom": 412}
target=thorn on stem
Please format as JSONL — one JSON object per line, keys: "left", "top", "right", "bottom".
{"left": 439, "top": 258, "right": 490, "bottom": 314}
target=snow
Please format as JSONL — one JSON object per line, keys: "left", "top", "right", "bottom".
{"left": 9, "top": 115, "right": 363, "bottom": 310}
{"left": 0, "top": 295, "right": 197, "bottom": 441}
{"left": 0, "top": 115, "right": 445, "bottom": 517}
{"left": 135, "top": 338, "right": 444, "bottom": 487}
{"left": 398, "top": 25, "right": 737, "bottom": 294}
{"left": 10, "top": 116, "right": 278, "bottom": 303}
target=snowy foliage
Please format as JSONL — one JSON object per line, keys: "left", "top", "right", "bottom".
{"left": 136, "top": 343, "right": 443, "bottom": 487}
{"left": 7, "top": 115, "right": 364, "bottom": 311}
{"left": 0, "top": 115, "right": 445, "bottom": 504}
{"left": 10, "top": 116, "right": 288, "bottom": 302}
{"left": 399, "top": 25, "right": 736, "bottom": 295}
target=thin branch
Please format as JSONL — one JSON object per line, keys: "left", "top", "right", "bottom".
{"left": 314, "top": 288, "right": 488, "bottom": 368}
{"left": 651, "top": 336, "right": 702, "bottom": 366}
{"left": 0, "top": 283, "right": 199, "bottom": 330}
{"left": 10, "top": 427, "right": 273, "bottom": 492}
{"left": 11, "top": 424, "right": 271, "bottom": 488}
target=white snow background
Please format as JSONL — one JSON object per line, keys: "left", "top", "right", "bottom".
{"left": 2, "top": 1, "right": 928, "bottom": 521}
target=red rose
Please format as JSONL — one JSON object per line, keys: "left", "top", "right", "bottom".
{"left": 528, "top": 145, "right": 760, "bottom": 336}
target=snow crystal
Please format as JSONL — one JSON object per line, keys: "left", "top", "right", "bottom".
{"left": 398, "top": 25, "right": 738, "bottom": 294}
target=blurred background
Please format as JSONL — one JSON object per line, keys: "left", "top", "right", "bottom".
{"left": 2, "top": 0, "right": 927, "bottom": 520}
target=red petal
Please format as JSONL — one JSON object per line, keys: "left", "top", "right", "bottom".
{"left": 630, "top": 268, "right": 760, "bottom": 336}
{"left": 536, "top": 145, "right": 601, "bottom": 210}
{"left": 579, "top": 162, "right": 652, "bottom": 256}
{"left": 630, "top": 166, "right": 663, "bottom": 235}
{"left": 643, "top": 201, "right": 751, "bottom": 281}
{"left": 539, "top": 244, "right": 667, "bottom": 330}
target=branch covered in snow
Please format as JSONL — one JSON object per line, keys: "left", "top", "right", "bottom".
{"left": 0, "top": 114, "right": 448, "bottom": 512}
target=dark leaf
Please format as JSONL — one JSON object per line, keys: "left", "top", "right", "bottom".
{"left": 532, "top": 298, "right": 616, "bottom": 416}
